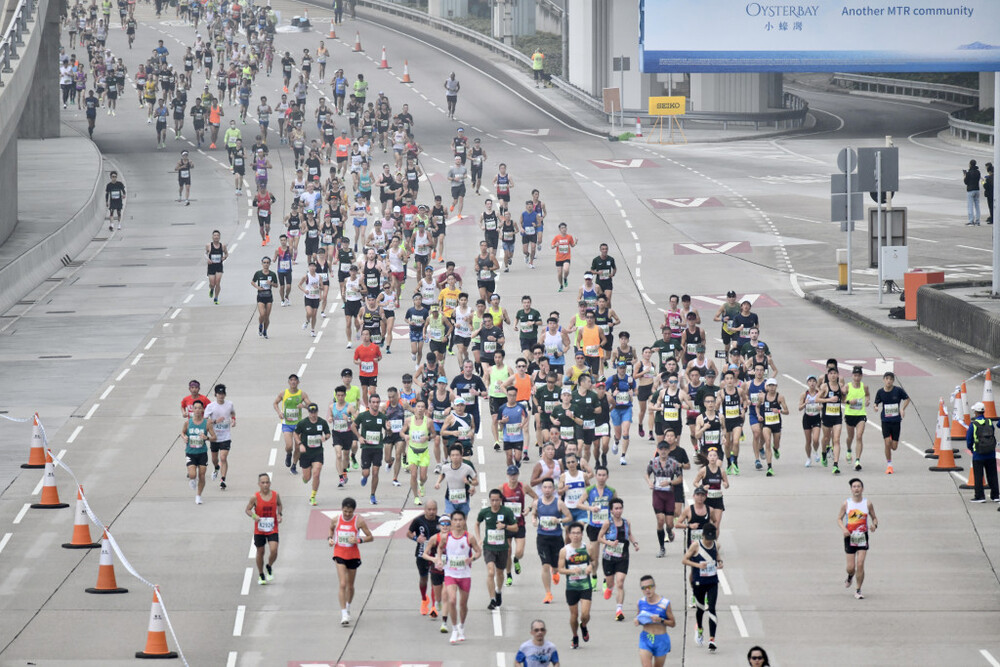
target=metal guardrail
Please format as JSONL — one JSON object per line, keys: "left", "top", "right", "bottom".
{"left": 948, "top": 114, "right": 995, "bottom": 144}
{"left": 0, "top": 0, "right": 37, "bottom": 86}
{"left": 357, "top": 0, "right": 808, "bottom": 130}
{"left": 831, "top": 72, "right": 979, "bottom": 105}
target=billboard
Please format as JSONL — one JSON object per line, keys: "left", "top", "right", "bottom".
{"left": 639, "top": 0, "right": 1000, "bottom": 72}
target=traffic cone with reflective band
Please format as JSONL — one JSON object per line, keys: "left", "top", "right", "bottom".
{"left": 378, "top": 46, "right": 389, "bottom": 69}
{"left": 63, "top": 486, "right": 100, "bottom": 548}
{"left": 329, "top": 19, "right": 336, "bottom": 39}
{"left": 635, "top": 117, "right": 643, "bottom": 138}
{"left": 949, "top": 393, "right": 967, "bottom": 441}
{"left": 21, "top": 413, "right": 45, "bottom": 469}
{"left": 959, "top": 465, "right": 976, "bottom": 490}
{"left": 925, "top": 398, "right": 945, "bottom": 458}
{"left": 401, "top": 60, "right": 412, "bottom": 83}
{"left": 86, "top": 531, "right": 128, "bottom": 593}
{"left": 929, "top": 429, "right": 962, "bottom": 472}
{"left": 961, "top": 382, "right": 971, "bottom": 427}
{"left": 353, "top": 31, "right": 362, "bottom": 52}
{"left": 983, "top": 369, "right": 997, "bottom": 419}
{"left": 135, "top": 588, "right": 177, "bottom": 658}
{"left": 30, "top": 451, "right": 69, "bottom": 509}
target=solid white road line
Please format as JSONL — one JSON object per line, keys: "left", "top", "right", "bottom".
{"left": 496, "top": 652, "right": 505, "bottom": 667}
{"left": 273, "top": 423, "right": 282, "bottom": 442}
{"left": 718, "top": 570, "right": 732, "bottom": 595}
{"left": 730, "top": 604, "right": 750, "bottom": 637}
{"left": 67, "top": 426, "right": 83, "bottom": 443}
{"left": 492, "top": 609, "right": 503, "bottom": 636}
{"left": 233, "top": 605, "right": 246, "bottom": 636}
{"left": 241, "top": 567, "right": 253, "bottom": 595}
{"left": 981, "top": 649, "right": 1000, "bottom": 667}
{"left": 269, "top": 448, "right": 278, "bottom": 467}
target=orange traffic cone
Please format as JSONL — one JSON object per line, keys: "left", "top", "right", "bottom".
{"left": 949, "top": 392, "right": 967, "bottom": 441}
{"left": 401, "top": 60, "right": 412, "bottom": 83}
{"left": 959, "top": 466, "right": 976, "bottom": 490}
{"left": 86, "top": 531, "right": 128, "bottom": 593}
{"left": 635, "top": 117, "right": 643, "bottom": 138}
{"left": 960, "top": 382, "right": 971, "bottom": 426}
{"left": 378, "top": 45, "right": 389, "bottom": 69}
{"left": 30, "top": 451, "right": 69, "bottom": 509}
{"left": 63, "top": 486, "right": 100, "bottom": 549}
{"left": 929, "top": 430, "right": 962, "bottom": 472}
{"left": 925, "top": 398, "right": 945, "bottom": 458}
{"left": 353, "top": 31, "right": 362, "bottom": 52}
{"left": 135, "top": 588, "right": 177, "bottom": 658}
{"left": 328, "top": 19, "right": 336, "bottom": 39}
{"left": 21, "top": 413, "right": 45, "bottom": 469}
{"left": 983, "top": 369, "right": 997, "bottom": 419}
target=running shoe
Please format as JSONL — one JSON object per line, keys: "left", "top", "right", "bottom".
{"left": 695, "top": 628, "right": 704, "bottom": 646}
{"left": 638, "top": 426, "right": 645, "bottom": 437}
{"left": 258, "top": 573, "right": 267, "bottom": 585}
{"left": 284, "top": 452, "right": 291, "bottom": 468}
{"left": 571, "top": 636, "right": 579, "bottom": 649}
{"left": 772, "top": 445, "right": 780, "bottom": 460}
{"left": 832, "top": 464, "right": 841, "bottom": 475}
{"left": 766, "top": 466, "right": 774, "bottom": 477}
{"left": 846, "top": 450, "right": 853, "bottom": 463}
{"left": 854, "top": 460, "right": 862, "bottom": 471}
{"left": 220, "top": 480, "right": 226, "bottom": 490}
{"left": 310, "top": 491, "right": 317, "bottom": 506}
{"left": 361, "top": 475, "right": 368, "bottom": 487}
{"left": 581, "top": 624, "right": 589, "bottom": 642}
{"left": 189, "top": 478, "right": 197, "bottom": 490}
{"left": 615, "top": 609, "right": 625, "bottom": 622}
{"left": 552, "top": 572, "right": 560, "bottom": 584}
{"left": 620, "top": 456, "right": 627, "bottom": 466}
{"left": 457, "top": 625, "right": 466, "bottom": 642}
{"left": 289, "top": 464, "right": 297, "bottom": 475}
{"left": 212, "top": 468, "right": 219, "bottom": 481}
{"left": 603, "top": 587, "right": 612, "bottom": 601}
{"left": 430, "top": 606, "right": 439, "bottom": 618}
{"left": 886, "top": 464, "right": 894, "bottom": 475}
{"left": 708, "top": 640, "right": 717, "bottom": 652}
{"left": 971, "top": 497, "right": 988, "bottom": 503}
{"left": 611, "top": 441, "right": 619, "bottom": 455}
{"left": 392, "top": 479, "right": 401, "bottom": 487}
{"left": 494, "top": 442, "right": 501, "bottom": 452}
{"left": 439, "top": 621, "right": 448, "bottom": 633}
{"left": 487, "top": 599, "right": 498, "bottom": 611}
{"left": 821, "top": 455, "right": 828, "bottom": 467}
{"left": 542, "top": 591, "right": 553, "bottom": 604}
{"left": 370, "top": 494, "right": 378, "bottom": 505}
{"left": 726, "top": 463, "right": 735, "bottom": 476}
{"left": 351, "top": 455, "right": 359, "bottom": 470}
{"left": 195, "top": 495, "right": 203, "bottom": 504}
{"left": 414, "top": 496, "right": 422, "bottom": 506}
{"left": 805, "top": 457, "right": 811, "bottom": 468}
{"left": 514, "top": 560, "right": 521, "bottom": 575}
{"left": 657, "top": 547, "right": 665, "bottom": 558}
{"left": 754, "top": 459, "right": 763, "bottom": 471}
{"left": 506, "top": 574, "right": 513, "bottom": 587}
{"left": 733, "top": 464, "right": 740, "bottom": 475}
{"left": 420, "top": 597, "right": 430, "bottom": 615}
{"left": 854, "top": 591, "right": 864, "bottom": 600}
{"left": 265, "top": 564, "right": 273, "bottom": 582}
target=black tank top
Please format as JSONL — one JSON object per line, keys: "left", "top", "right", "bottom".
{"left": 722, "top": 389, "right": 742, "bottom": 422}
{"left": 209, "top": 241, "right": 223, "bottom": 264}
{"left": 482, "top": 211, "right": 498, "bottom": 232}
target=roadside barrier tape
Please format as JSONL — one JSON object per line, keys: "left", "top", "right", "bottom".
{"left": 4, "top": 414, "right": 190, "bottom": 667}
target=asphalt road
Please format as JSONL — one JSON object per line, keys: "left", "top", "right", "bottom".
{"left": 0, "top": 5, "right": 998, "bottom": 667}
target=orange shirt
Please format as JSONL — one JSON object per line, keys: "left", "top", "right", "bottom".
{"left": 334, "top": 137, "right": 351, "bottom": 158}
{"left": 209, "top": 105, "right": 222, "bottom": 124}
{"left": 551, "top": 234, "right": 575, "bottom": 262}
{"left": 354, "top": 343, "right": 381, "bottom": 377}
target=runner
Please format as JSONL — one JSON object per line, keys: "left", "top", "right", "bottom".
{"left": 328, "top": 384, "right": 357, "bottom": 488}
{"left": 424, "top": 510, "right": 483, "bottom": 644}
{"left": 205, "top": 230, "right": 228, "bottom": 304}
{"left": 174, "top": 150, "right": 193, "bottom": 205}
{"left": 606, "top": 363, "right": 635, "bottom": 465}
{"left": 104, "top": 171, "right": 126, "bottom": 231}
{"left": 205, "top": 383, "right": 235, "bottom": 490}
{"left": 180, "top": 380, "right": 210, "bottom": 417}
{"left": 644, "top": 441, "right": 682, "bottom": 557}
{"left": 674, "top": 486, "right": 714, "bottom": 548}
{"left": 515, "top": 621, "right": 561, "bottom": 667}
{"left": 745, "top": 362, "right": 767, "bottom": 470}
{"left": 501, "top": 465, "right": 537, "bottom": 586}
{"left": 246, "top": 473, "right": 282, "bottom": 584}
{"left": 873, "top": 371, "right": 910, "bottom": 474}
{"left": 598, "top": 496, "right": 639, "bottom": 621}
{"left": 757, "top": 378, "right": 788, "bottom": 476}
{"left": 182, "top": 399, "right": 216, "bottom": 505}
{"left": 550, "top": 222, "right": 577, "bottom": 291}
{"left": 837, "top": 478, "right": 878, "bottom": 599}
{"left": 351, "top": 392, "right": 388, "bottom": 504}
{"left": 499, "top": 385, "right": 530, "bottom": 468}
{"left": 520, "top": 200, "right": 540, "bottom": 268}
{"left": 407, "top": 498, "right": 441, "bottom": 616}
{"left": 447, "top": 155, "right": 468, "bottom": 217}
{"left": 443, "top": 72, "right": 460, "bottom": 119}
{"left": 436, "top": 443, "right": 479, "bottom": 515}
{"left": 719, "top": 370, "right": 745, "bottom": 474}
{"left": 819, "top": 366, "right": 846, "bottom": 474}
{"left": 475, "top": 489, "right": 517, "bottom": 610}
{"left": 681, "top": 522, "right": 722, "bottom": 652}
{"left": 251, "top": 256, "right": 277, "bottom": 338}
{"left": 329, "top": 497, "right": 375, "bottom": 625}
{"left": 403, "top": 400, "right": 433, "bottom": 504}
{"left": 799, "top": 374, "right": 822, "bottom": 468}
{"left": 274, "top": 375, "right": 310, "bottom": 475}
{"left": 844, "top": 366, "right": 871, "bottom": 471}
{"left": 634, "top": 575, "right": 675, "bottom": 667}
{"left": 590, "top": 244, "right": 617, "bottom": 306}
{"left": 295, "top": 403, "right": 331, "bottom": 506}
{"left": 298, "top": 262, "right": 322, "bottom": 337}
{"left": 692, "top": 448, "right": 729, "bottom": 534}
{"left": 557, "top": 521, "right": 594, "bottom": 649}
{"left": 353, "top": 328, "right": 382, "bottom": 408}
{"left": 533, "top": 477, "right": 572, "bottom": 604}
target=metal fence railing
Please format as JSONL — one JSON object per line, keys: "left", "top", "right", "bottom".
{"left": 0, "top": 0, "right": 37, "bottom": 87}
{"left": 831, "top": 72, "right": 979, "bottom": 105}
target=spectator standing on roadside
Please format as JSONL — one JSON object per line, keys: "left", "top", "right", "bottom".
{"left": 984, "top": 162, "right": 994, "bottom": 224}
{"left": 531, "top": 49, "right": 545, "bottom": 88}
{"left": 966, "top": 401, "right": 999, "bottom": 504}
{"left": 963, "top": 159, "right": 981, "bottom": 226}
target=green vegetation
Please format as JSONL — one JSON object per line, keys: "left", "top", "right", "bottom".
{"left": 450, "top": 15, "right": 491, "bottom": 36}
{"left": 618, "top": 132, "right": 636, "bottom": 141}
{"left": 514, "top": 32, "right": 563, "bottom": 77}
{"left": 955, "top": 107, "right": 996, "bottom": 125}
{"left": 864, "top": 72, "right": 979, "bottom": 88}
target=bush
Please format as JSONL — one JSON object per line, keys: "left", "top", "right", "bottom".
{"left": 618, "top": 132, "right": 635, "bottom": 141}
{"left": 450, "top": 15, "right": 490, "bottom": 36}
{"left": 956, "top": 107, "right": 996, "bottom": 125}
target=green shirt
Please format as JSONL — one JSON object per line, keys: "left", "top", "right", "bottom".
{"left": 476, "top": 506, "right": 516, "bottom": 551}
{"left": 651, "top": 339, "right": 679, "bottom": 367}
{"left": 563, "top": 544, "right": 593, "bottom": 590}
{"left": 294, "top": 417, "right": 331, "bottom": 449}
{"left": 224, "top": 127, "right": 242, "bottom": 147}
{"left": 514, "top": 308, "right": 542, "bottom": 340}
{"left": 535, "top": 386, "right": 561, "bottom": 417}
{"left": 342, "top": 384, "right": 361, "bottom": 407}
{"left": 549, "top": 405, "right": 577, "bottom": 440}
{"left": 571, "top": 390, "right": 599, "bottom": 428}
{"left": 185, "top": 417, "right": 209, "bottom": 455}
{"left": 354, "top": 411, "right": 387, "bottom": 449}
{"left": 695, "top": 384, "right": 721, "bottom": 412}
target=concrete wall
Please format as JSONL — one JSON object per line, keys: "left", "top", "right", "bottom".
{"left": 18, "top": 0, "right": 60, "bottom": 140}
{"left": 0, "top": 139, "right": 16, "bottom": 247}
{"left": 690, "top": 73, "right": 783, "bottom": 113}
{"left": 536, "top": 0, "right": 562, "bottom": 34}
{"left": 428, "top": 0, "right": 467, "bottom": 19}
{"left": 567, "top": 0, "right": 594, "bottom": 94}
{"left": 980, "top": 72, "right": 995, "bottom": 113}
{"left": 917, "top": 285, "right": 1000, "bottom": 359}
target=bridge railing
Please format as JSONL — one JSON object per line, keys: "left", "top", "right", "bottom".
{"left": 0, "top": 0, "right": 37, "bottom": 87}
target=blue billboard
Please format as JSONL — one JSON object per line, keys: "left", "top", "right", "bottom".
{"left": 640, "top": 1, "right": 1000, "bottom": 72}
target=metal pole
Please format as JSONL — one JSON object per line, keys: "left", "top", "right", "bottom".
{"left": 877, "top": 151, "right": 884, "bottom": 304}
{"left": 561, "top": 2, "right": 568, "bottom": 88}
{"left": 847, "top": 148, "right": 853, "bottom": 295}
{"left": 993, "top": 71, "right": 999, "bottom": 296}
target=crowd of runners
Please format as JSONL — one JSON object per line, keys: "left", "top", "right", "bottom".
{"left": 75, "top": 2, "right": 919, "bottom": 662}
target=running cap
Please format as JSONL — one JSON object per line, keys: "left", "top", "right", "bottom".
{"left": 456, "top": 127, "right": 464, "bottom": 132}
{"left": 705, "top": 369, "right": 717, "bottom": 377}
{"left": 307, "top": 403, "right": 319, "bottom": 411}
{"left": 437, "top": 376, "right": 448, "bottom": 383}
{"left": 806, "top": 374, "right": 818, "bottom": 381}
{"left": 393, "top": 205, "right": 401, "bottom": 212}
{"left": 506, "top": 465, "right": 520, "bottom": 475}
{"left": 764, "top": 378, "right": 778, "bottom": 387}
{"left": 181, "top": 150, "right": 189, "bottom": 156}
{"left": 439, "top": 516, "right": 451, "bottom": 526}
{"left": 583, "top": 272, "right": 594, "bottom": 279}
{"left": 693, "top": 486, "right": 708, "bottom": 496}
{"left": 453, "top": 397, "right": 466, "bottom": 406}
{"left": 852, "top": 365, "right": 863, "bottom": 374}
{"left": 560, "top": 387, "right": 572, "bottom": 395}
{"left": 214, "top": 384, "right": 226, "bottom": 394}
{"left": 972, "top": 401, "right": 986, "bottom": 413}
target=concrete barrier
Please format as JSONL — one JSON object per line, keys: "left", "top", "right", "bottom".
{"left": 0, "top": 131, "right": 105, "bottom": 316}
{"left": 917, "top": 282, "right": 1000, "bottom": 359}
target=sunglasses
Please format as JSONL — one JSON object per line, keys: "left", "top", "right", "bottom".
{"left": 531, "top": 628, "right": 546, "bottom": 633}
{"left": 640, "top": 584, "right": 655, "bottom": 590}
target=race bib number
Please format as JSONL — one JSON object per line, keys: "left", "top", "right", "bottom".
{"left": 584, "top": 344, "right": 600, "bottom": 357}
{"left": 365, "top": 430, "right": 381, "bottom": 445}
{"left": 704, "top": 431, "right": 721, "bottom": 445}
{"left": 594, "top": 423, "right": 610, "bottom": 436}
{"left": 539, "top": 515, "right": 558, "bottom": 531}
{"left": 655, "top": 476, "right": 670, "bottom": 490}
{"left": 663, "top": 408, "right": 679, "bottom": 421}
{"left": 307, "top": 433, "right": 323, "bottom": 448}
{"left": 483, "top": 341, "right": 497, "bottom": 353}
{"left": 337, "top": 529, "right": 356, "bottom": 546}
{"left": 487, "top": 528, "right": 505, "bottom": 545}
{"left": 805, "top": 402, "right": 821, "bottom": 416}
{"left": 389, "top": 419, "right": 403, "bottom": 433}
{"left": 707, "top": 489, "right": 723, "bottom": 499}
{"left": 615, "top": 391, "right": 630, "bottom": 406}
{"left": 826, "top": 403, "right": 841, "bottom": 416}
{"left": 605, "top": 542, "right": 624, "bottom": 558}
{"left": 883, "top": 403, "right": 899, "bottom": 418}
{"left": 850, "top": 531, "right": 867, "bottom": 548}
{"left": 505, "top": 423, "right": 522, "bottom": 436}
{"left": 256, "top": 517, "right": 275, "bottom": 532}
{"left": 702, "top": 561, "right": 717, "bottom": 577}
{"left": 447, "top": 555, "right": 467, "bottom": 569}
{"left": 560, "top": 426, "right": 576, "bottom": 440}
{"left": 360, "top": 361, "right": 375, "bottom": 374}
{"left": 333, "top": 419, "right": 349, "bottom": 432}
{"left": 592, "top": 508, "right": 609, "bottom": 523}
{"left": 764, "top": 412, "right": 779, "bottom": 425}
{"left": 505, "top": 502, "right": 522, "bottom": 517}
{"left": 725, "top": 406, "right": 740, "bottom": 419}
{"left": 583, "top": 419, "right": 595, "bottom": 429}
{"left": 284, "top": 407, "right": 300, "bottom": 421}
{"left": 449, "top": 487, "right": 467, "bottom": 504}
